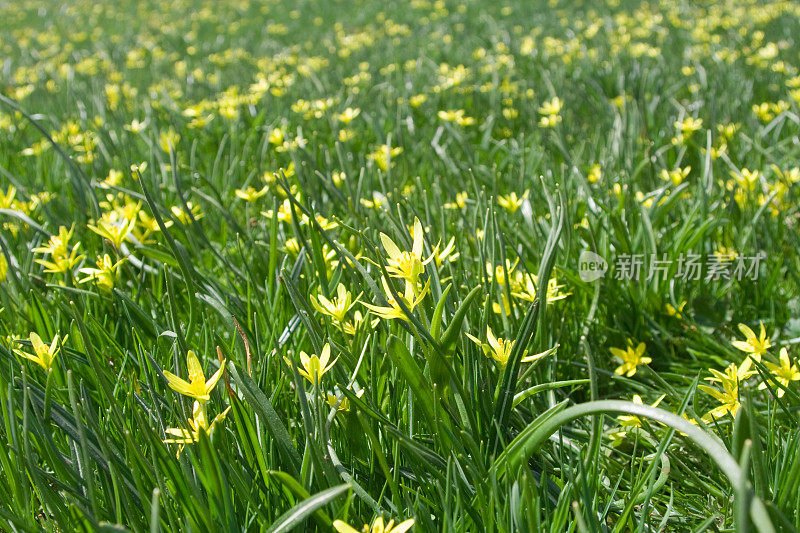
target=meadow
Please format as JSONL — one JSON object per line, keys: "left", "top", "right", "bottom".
{"left": 2, "top": 0, "right": 800, "bottom": 530}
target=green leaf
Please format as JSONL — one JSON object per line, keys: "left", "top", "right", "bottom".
{"left": 228, "top": 363, "right": 302, "bottom": 478}
{"left": 265, "top": 483, "right": 350, "bottom": 533}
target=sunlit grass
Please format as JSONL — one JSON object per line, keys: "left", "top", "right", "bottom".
{"left": 1, "top": 0, "right": 800, "bottom": 530}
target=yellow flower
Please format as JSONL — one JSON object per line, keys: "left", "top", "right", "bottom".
{"left": 758, "top": 348, "right": 800, "bottom": 397}
{"left": 342, "top": 310, "right": 379, "bottom": 336}
{"left": 380, "top": 218, "right": 434, "bottom": 296}
{"left": 283, "top": 343, "right": 337, "bottom": 385}
{"left": 732, "top": 169, "right": 760, "bottom": 190}
{"left": 587, "top": 164, "right": 601, "bottom": 183}
{"left": 466, "top": 326, "right": 513, "bottom": 365}
{"left": 33, "top": 226, "right": 85, "bottom": 275}
{"left": 333, "top": 516, "right": 415, "bottom": 533}
{"left": 434, "top": 236, "right": 459, "bottom": 267}
{"left": 268, "top": 127, "right": 285, "bottom": 146}
{"left": 326, "top": 389, "right": 364, "bottom": 412}
{"left": 538, "top": 97, "right": 563, "bottom": 116}
{"left": 665, "top": 301, "right": 686, "bottom": 318}
{"left": 610, "top": 341, "right": 651, "bottom": 377}
{"left": 100, "top": 169, "right": 124, "bottom": 189}
{"left": 163, "top": 350, "right": 226, "bottom": 404}
{"left": 159, "top": 128, "right": 181, "bottom": 153}
{"left": 466, "top": 326, "right": 552, "bottom": 367}
{"left": 444, "top": 191, "right": 468, "bottom": 210}
{"left": 363, "top": 277, "right": 429, "bottom": 322}
{"left": 616, "top": 394, "right": 666, "bottom": 428}
{"left": 88, "top": 216, "right": 137, "bottom": 248}
{"left": 674, "top": 116, "right": 703, "bottom": 135}
{"left": 171, "top": 202, "right": 204, "bottom": 224}
{"left": 235, "top": 186, "right": 269, "bottom": 202}
{"left": 32, "top": 225, "right": 75, "bottom": 258}
{"left": 368, "top": 144, "right": 403, "bottom": 171}
{"left": 731, "top": 322, "right": 771, "bottom": 363}
{"left": 79, "top": 254, "right": 126, "bottom": 290}
{"left": 163, "top": 400, "right": 231, "bottom": 457}
{"left": 660, "top": 166, "right": 691, "bottom": 186}
{"left": 698, "top": 363, "right": 755, "bottom": 421}
{"left": 337, "top": 107, "right": 361, "bottom": 124}
{"left": 509, "top": 271, "right": 570, "bottom": 304}
{"left": 0, "top": 185, "right": 17, "bottom": 209}
{"left": 311, "top": 284, "right": 359, "bottom": 323}
{"left": 437, "top": 109, "right": 474, "bottom": 126}
{"left": 497, "top": 190, "right": 528, "bottom": 213}
{"left": 409, "top": 94, "right": 427, "bottom": 107}
{"left": 14, "top": 332, "right": 64, "bottom": 371}
{"left": 360, "top": 192, "right": 388, "bottom": 210}
{"left": 538, "top": 114, "right": 561, "bottom": 128}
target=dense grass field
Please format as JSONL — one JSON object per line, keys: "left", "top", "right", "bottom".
{"left": 2, "top": 0, "right": 800, "bottom": 530}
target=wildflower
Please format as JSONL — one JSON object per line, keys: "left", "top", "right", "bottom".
{"left": 698, "top": 363, "right": 755, "bottom": 421}
{"left": 268, "top": 127, "right": 285, "bottom": 146}
{"left": 538, "top": 97, "right": 563, "bottom": 115}
{"left": 660, "top": 166, "right": 690, "bottom": 186}
{"left": 360, "top": 192, "right": 388, "bottom": 210}
{"left": 235, "top": 186, "right": 269, "bottom": 202}
{"left": 758, "top": 348, "right": 800, "bottom": 397}
{"left": 78, "top": 254, "right": 126, "bottom": 290}
{"left": 333, "top": 516, "right": 415, "bottom": 533}
{"left": 32, "top": 225, "right": 75, "bottom": 258}
{"left": 588, "top": 164, "right": 601, "bottom": 183}
{"left": 363, "top": 277, "right": 429, "bottom": 322}
{"left": 380, "top": 218, "right": 434, "bottom": 296}
{"left": 159, "top": 128, "right": 181, "bottom": 153}
{"left": 510, "top": 272, "right": 570, "bottom": 304}
{"left": 434, "top": 236, "right": 459, "bottom": 267}
{"left": 0, "top": 186, "right": 17, "bottom": 209}
{"left": 732, "top": 169, "right": 760, "bottom": 190}
{"left": 466, "top": 326, "right": 552, "bottom": 366}
{"left": 283, "top": 343, "right": 337, "bottom": 385}
{"left": 100, "top": 169, "right": 124, "bottom": 189}
{"left": 409, "top": 94, "right": 427, "bottom": 107}
{"left": 262, "top": 198, "right": 295, "bottom": 223}
{"left": 368, "top": 144, "right": 403, "bottom": 172}
{"left": 33, "top": 226, "right": 85, "bottom": 275}
{"left": 437, "top": 109, "right": 475, "bottom": 126}
{"left": 326, "top": 389, "right": 364, "bottom": 412}
{"left": 444, "top": 191, "right": 468, "bottom": 210}
{"left": 171, "top": 202, "right": 203, "bottom": 224}
{"left": 731, "top": 322, "right": 771, "bottom": 364}
{"left": 124, "top": 119, "right": 147, "bottom": 133}
{"left": 14, "top": 332, "right": 64, "bottom": 371}
{"left": 337, "top": 107, "right": 361, "bottom": 124}
{"left": 538, "top": 97, "right": 563, "bottom": 127}
{"left": 610, "top": 341, "right": 651, "bottom": 377}
{"left": 163, "top": 350, "right": 226, "bottom": 404}
{"left": 672, "top": 117, "right": 703, "bottom": 144}
{"left": 311, "top": 283, "right": 359, "bottom": 323}
{"left": 88, "top": 216, "right": 137, "bottom": 248}
{"left": 665, "top": 301, "right": 686, "bottom": 318}
{"left": 497, "top": 190, "right": 528, "bottom": 213}
{"left": 466, "top": 326, "right": 513, "bottom": 365}
{"left": 342, "top": 310, "right": 379, "bottom": 336}
{"left": 609, "top": 394, "right": 666, "bottom": 446}
{"left": 616, "top": 394, "right": 666, "bottom": 428}
{"left": 163, "top": 400, "right": 231, "bottom": 457}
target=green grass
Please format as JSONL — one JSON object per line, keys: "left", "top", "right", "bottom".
{"left": 1, "top": 0, "right": 800, "bottom": 530}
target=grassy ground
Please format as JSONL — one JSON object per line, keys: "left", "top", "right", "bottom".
{"left": 2, "top": 0, "right": 800, "bottom": 530}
